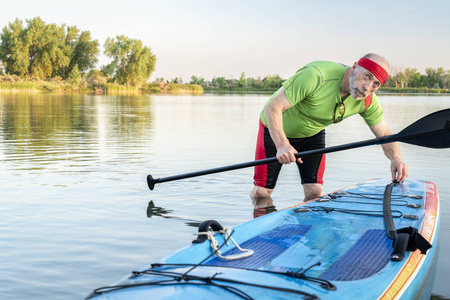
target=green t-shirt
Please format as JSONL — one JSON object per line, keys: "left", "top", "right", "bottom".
{"left": 260, "top": 61, "right": 384, "bottom": 138}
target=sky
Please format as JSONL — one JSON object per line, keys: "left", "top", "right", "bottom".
{"left": 1, "top": 0, "right": 450, "bottom": 82}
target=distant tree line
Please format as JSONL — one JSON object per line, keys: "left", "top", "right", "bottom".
{"left": 187, "top": 72, "right": 284, "bottom": 91}
{"left": 186, "top": 68, "right": 450, "bottom": 92}
{"left": 1, "top": 17, "right": 449, "bottom": 93}
{"left": 0, "top": 17, "right": 156, "bottom": 90}
{"left": 386, "top": 66, "right": 450, "bottom": 89}
{"left": 151, "top": 73, "right": 283, "bottom": 92}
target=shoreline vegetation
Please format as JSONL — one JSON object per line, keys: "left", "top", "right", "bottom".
{"left": 0, "top": 74, "right": 449, "bottom": 95}
{"left": 0, "top": 74, "right": 204, "bottom": 94}
{"left": 1, "top": 17, "right": 450, "bottom": 96}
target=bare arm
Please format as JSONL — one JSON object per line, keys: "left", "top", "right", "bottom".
{"left": 264, "top": 88, "right": 302, "bottom": 164}
{"left": 369, "top": 120, "right": 409, "bottom": 182}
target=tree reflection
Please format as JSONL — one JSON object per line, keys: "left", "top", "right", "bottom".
{"left": 0, "top": 93, "right": 155, "bottom": 164}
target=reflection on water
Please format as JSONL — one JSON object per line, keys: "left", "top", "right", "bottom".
{"left": 1, "top": 93, "right": 449, "bottom": 299}
{"left": 146, "top": 200, "right": 174, "bottom": 217}
{"left": 0, "top": 93, "right": 154, "bottom": 168}
{"left": 146, "top": 200, "right": 201, "bottom": 228}
{"left": 251, "top": 196, "right": 278, "bottom": 218}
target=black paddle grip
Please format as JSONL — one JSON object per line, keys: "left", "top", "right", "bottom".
{"left": 147, "top": 175, "right": 158, "bottom": 190}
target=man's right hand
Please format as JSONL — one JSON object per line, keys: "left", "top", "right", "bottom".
{"left": 276, "top": 144, "right": 303, "bottom": 164}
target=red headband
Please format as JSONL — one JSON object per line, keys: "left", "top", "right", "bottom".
{"left": 358, "top": 57, "right": 388, "bottom": 84}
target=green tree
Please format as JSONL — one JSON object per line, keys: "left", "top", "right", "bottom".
{"left": 68, "top": 64, "right": 81, "bottom": 85}
{"left": 100, "top": 63, "right": 115, "bottom": 81}
{"left": 25, "top": 17, "right": 69, "bottom": 78}
{"left": 248, "top": 76, "right": 263, "bottom": 89}
{"left": 216, "top": 76, "right": 229, "bottom": 89}
{"left": 425, "top": 67, "right": 445, "bottom": 89}
{"left": 228, "top": 78, "right": 236, "bottom": 89}
{"left": 0, "top": 18, "right": 29, "bottom": 77}
{"left": 404, "top": 68, "right": 422, "bottom": 88}
{"left": 86, "top": 69, "right": 108, "bottom": 87}
{"left": 394, "top": 71, "right": 408, "bottom": 88}
{"left": 0, "top": 18, "right": 99, "bottom": 80}
{"left": 103, "top": 35, "right": 156, "bottom": 87}
{"left": 65, "top": 27, "right": 99, "bottom": 78}
{"left": 190, "top": 75, "right": 204, "bottom": 85}
{"left": 236, "top": 72, "right": 248, "bottom": 89}
{"left": 263, "top": 74, "right": 283, "bottom": 88}
{"left": 209, "top": 77, "right": 218, "bottom": 88}
{"left": 170, "top": 77, "right": 183, "bottom": 84}
{"left": 443, "top": 71, "right": 450, "bottom": 89}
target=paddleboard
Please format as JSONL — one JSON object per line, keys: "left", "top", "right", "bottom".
{"left": 86, "top": 179, "right": 439, "bottom": 299}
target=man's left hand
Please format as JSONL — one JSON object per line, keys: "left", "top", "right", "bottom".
{"left": 391, "top": 157, "right": 409, "bottom": 182}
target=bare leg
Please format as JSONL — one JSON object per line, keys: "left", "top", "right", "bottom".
{"left": 250, "top": 186, "right": 273, "bottom": 198}
{"left": 251, "top": 195, "right": 274, "bottom": 208}
{"left": 303, "top": 183, "right": 322, "bottom": 201}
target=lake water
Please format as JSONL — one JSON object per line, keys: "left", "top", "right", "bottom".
{"left": 0, "top": 92, "right": 449, "bottom": 299}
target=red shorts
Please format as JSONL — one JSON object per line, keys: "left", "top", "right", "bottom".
{"left": 253, "top": 120, "right": 326, "bottom": 189}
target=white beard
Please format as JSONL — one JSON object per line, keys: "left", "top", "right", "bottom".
{"left": 349, "top": 69, "right": 365, "bottom": 100}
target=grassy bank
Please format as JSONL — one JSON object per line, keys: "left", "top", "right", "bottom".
{"left": 203, "top": 87, "right": 278, "bottom": 94}
{"left": 204, "top": 87, "right": 450, "bottom": 95}
{"left": 0, "top": 76, "right": 74, "bottom": 93}
{"left": 378, "top": 87, "right": 450, "bottom": 94}
{"left": 141, "top": 83, "right": 203, "bottom": 94}
{"left": 2, "top": 75, "right": 449, "bottom": 95}
{"left": 0, "top": 75, "right": 203, "bottom": 94}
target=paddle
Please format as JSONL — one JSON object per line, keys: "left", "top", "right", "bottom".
{"left": 147, "top": 109, "right": 450, "bottom": 190}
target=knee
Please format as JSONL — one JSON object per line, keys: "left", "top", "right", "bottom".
{"left": 250, "top": 186, "right": 273, "bottom": 198}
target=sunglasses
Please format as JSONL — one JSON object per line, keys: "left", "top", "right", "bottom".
{"left": 333, "top": 102, "right": 345, "bottom": 123}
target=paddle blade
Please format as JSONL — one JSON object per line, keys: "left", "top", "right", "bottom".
{"left": 397, "top": 109, "right": 450, "bottom": 148}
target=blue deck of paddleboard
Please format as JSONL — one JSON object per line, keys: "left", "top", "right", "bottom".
{"left": 206, "top": 224, "right": 313, "bottom": 269}
{"left": 319, "top": 229, "right": 392, "bottom": 281}
{"left": 86, "top": 179, "right": 439, "bottom": 300}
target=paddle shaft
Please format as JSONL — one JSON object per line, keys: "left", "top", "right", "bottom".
{"left": 147, "top": 133, "right": 400, "bottom": 190}
{"left": 147, "top": 108, "right": 450, "bottom": 190}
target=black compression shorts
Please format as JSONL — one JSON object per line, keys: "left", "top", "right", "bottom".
{"left": 253, "top": 120, "right": 326, "bottom": 189}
